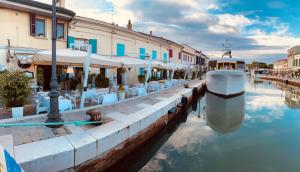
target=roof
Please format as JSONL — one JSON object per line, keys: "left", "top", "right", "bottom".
{"left": 209, "top": 58, "right": 245, "bottom": 63}
{"left": 0, "top": 0, "right": 75, "bottom": 19}
{"left": 181, "top": 43, "right": 198, "bottom": 52}
{"left": 275, "top": 58, "right": 288, "bottom": 63}
{"left": 139, "top": 32, "right": 184, "bottom": 49}
{"left": 73, "top": 16, "right": 171, "bottom": 47}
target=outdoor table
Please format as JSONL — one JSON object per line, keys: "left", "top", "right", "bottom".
{"left": 92, "top": 92, "right": 107, "bottom": 105}
{"left": 102, "top": 93, "right": 118, "bottom": 105}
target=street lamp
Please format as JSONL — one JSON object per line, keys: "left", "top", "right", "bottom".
{"left": 45, "top": 0, "right": 64, "bottom": 128}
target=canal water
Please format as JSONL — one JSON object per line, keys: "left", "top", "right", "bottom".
{"left": 130, "top": 78, "right": 300, "bottom": 172}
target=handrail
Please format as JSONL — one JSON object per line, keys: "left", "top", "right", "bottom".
{"left": 0, "top": 120, "right": 102, "bottom": 127}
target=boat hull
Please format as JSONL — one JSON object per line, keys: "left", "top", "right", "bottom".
{"left": 206, "top": 70, "right": 245, "bottom": 97}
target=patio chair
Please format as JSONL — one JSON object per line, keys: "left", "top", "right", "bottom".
{"left": 65, "top": 93, "right": 77, "bottom": 109}
{"left": 35, "top": 98, "right": 49, "bottom": 114}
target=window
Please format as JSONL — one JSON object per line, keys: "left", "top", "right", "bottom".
{"left": 57, "top": 23, "right": 64, "bottom": 39}
{"left": 169, "top": 49, "right": 173, "bottom": 58}
{"left": 35, "top": 18, "right": 45, "bottom": 36}
{"left": 117, "top": 43, "right": 125, "bottom": 56}
{"left": 179, "top": 52, "right": 182, "bottom": 59}
{"left": 152, "top": 50, "right": 157, "bottom": 60}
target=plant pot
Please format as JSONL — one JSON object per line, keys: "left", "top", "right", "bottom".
{"left": 119, "top": 91, "right": 126, "bottom": 100}
{"left": 12, "top": 106, "right": 23, "bottom": 118}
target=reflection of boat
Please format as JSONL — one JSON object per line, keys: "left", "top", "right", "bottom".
{"left": 207, "top": 58, "right": 245, "bottom": 97}
{"left": 205, "top": 92, "right": 245, "bottom": 134}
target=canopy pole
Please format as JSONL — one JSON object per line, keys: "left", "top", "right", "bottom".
{"left": 171, "top": 68, "right": 175, "bottom": 80}
{"left": 145, "top": 54, "right": 151, "bottom": 92}
{"left": 184, "top": 64, "right": 190, "bottom": 80}
{"left": 80, "top": 45, "right": 91, "bottom": 108}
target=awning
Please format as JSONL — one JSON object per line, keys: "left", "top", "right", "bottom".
{"left": 33, "top": 49, "right": 121, "bottom": 68}
{"left": 151, "top": 61, "right": 174, "bottom": 70}
{"left": 16, "top": 54, "right": 33, "bottom": 64}
{"left": 112, "top": 56, "right": 148, "bottom": 68}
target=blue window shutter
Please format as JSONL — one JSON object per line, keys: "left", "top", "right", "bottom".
{"left": 117, "top": 43, "right": 125, "bottom": 56}
{"left": 139, "top": 68, "right": 145, "bottom": 75}
{"left": 152, "top": 50, "right": 157, "bottom": 60}
{"left": 67, "top": 36, "right": 75, "bottom": 48}
{"left": 140, "top": 48, "right": 146, "bottom": 59}
{"left": 163, "top": 52, "right": 168, "bottom": 62}
{"left": 88, "top": 39, "right": 97, "bottom": 54}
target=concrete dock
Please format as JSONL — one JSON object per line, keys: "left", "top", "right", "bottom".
{"left": 0, "top": 80, "right": 205, "bottom": 172}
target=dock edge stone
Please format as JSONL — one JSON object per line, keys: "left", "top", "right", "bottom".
{"left": 65, "top": 132, "right": 97, "bottom": 166}
{"left": 14, "top": 136, "right": 74, "bottom": 172}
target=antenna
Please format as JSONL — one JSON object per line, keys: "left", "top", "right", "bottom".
{"left": 222, "top": 39, "right": 232, "bottom": 52}
{"left": 222, "top": 39, "right": 232, "bottom": 58}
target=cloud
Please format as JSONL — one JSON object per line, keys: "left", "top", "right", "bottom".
{"left": 36, "top": 0, "right": 300, "bottom": 63}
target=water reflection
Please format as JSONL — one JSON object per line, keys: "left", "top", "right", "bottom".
{"left": 205, "top": 92, "right": 245, "bottom": 134}
{"left": 271, "top": 81, "right": 300, "bottom": 109}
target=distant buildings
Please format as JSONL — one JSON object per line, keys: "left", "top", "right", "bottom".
{"left": 273, "top": 58, "right": 288, "bottom": 73}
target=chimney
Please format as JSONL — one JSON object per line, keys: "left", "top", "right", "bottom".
{"left": 150, "top": 30, "right": 152, "bottom": 35}
{"left": 56, "top": 0, "right": 65, "bottom": 8}
{"left": 127, "top": 20, "right": 132, "bottom": 30}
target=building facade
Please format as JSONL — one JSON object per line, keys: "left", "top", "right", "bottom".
{"left": 273, "top": 58, "right": 288, "bottom": 72}
{"left": 0, "top": 0, "right": 75, "bottom": 89}
{"left": 0, "top": 0, "right": 205, "bottom": 88}
{"left": 288, "top": 46, "right": 300, "bottom": 69}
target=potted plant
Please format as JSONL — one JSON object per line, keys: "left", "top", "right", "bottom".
{"left": 138, "top": 75, "right": 146, "bottom": 83}
{"left": 118, "top": 84, "right": 126, "bottom": 100}
{"left": 0, "top": 71, "right": 31, "bottom": 118}
{"left": 119, "top": 67, "right": 127, "bottom": 74}
{"left": 159, "top": 80, "right": 165, "bottom": 90}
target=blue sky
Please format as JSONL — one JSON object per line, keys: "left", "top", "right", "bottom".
{"left": 38, "top": 0, "right": 300, "bottom": 63}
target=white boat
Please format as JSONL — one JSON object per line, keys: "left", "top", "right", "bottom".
{"left": 205, "top": 92, "right": 245, "bottom": 134}
{"left": 206, "top": 58, "right": 245, "bottom": 97}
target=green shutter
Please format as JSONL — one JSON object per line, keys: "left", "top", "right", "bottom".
{"left": 88, "top": 39, "right": 97, "bottom": 54}
{"left": 67, "top": 36, "right": 75, "bottom": 48}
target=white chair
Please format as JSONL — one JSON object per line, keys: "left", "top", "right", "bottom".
{"left": 35, "top": 98, "right": 49, "bottom": 114}
{"left": 59, "top": 99, "right": 72, "bottom": 112}
{"left": 102, "top": 93, "right": 118, "bottom": 105}
{"left": 137, "top": 87, "right": 147, "bottom": 96}
{"left": 65, "top": 93, "right": 77, "bottom": 109}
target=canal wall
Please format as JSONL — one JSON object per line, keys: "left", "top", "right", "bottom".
{"left": 0, "top": 80, "right": 206, "bottom": 172}
{"left": 74, "top": 83, "right": 206, "bottom": 172}
{"left": 260, "top": 76, "right": 300, "bottom": 87}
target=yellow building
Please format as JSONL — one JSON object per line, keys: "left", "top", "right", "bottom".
{"left": 68, "top": 16, "right": 183, "bottom": 84}
{"left": 0, "top": 0, "right": 75, "bottom": 89}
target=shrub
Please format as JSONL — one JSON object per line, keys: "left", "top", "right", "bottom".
{"left": 95, "top": 74, "right": 109, "bottom": 88}
{"left": 138, "top": 75, "right": 146, "bottom": 83}
{"left": 0, "top": 71, "right": 31, "bottom": 108}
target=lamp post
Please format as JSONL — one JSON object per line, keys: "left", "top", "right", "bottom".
{"left": 45, "top": 0, "right": 64, "bottom": 128}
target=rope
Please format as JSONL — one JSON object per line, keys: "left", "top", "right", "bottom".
{"left": 0, "top": 120, "right": 103, "bottom": 127}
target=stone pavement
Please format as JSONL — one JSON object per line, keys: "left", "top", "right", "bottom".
{"left": 0, "top": 80, "right": 203, "bottom": 147}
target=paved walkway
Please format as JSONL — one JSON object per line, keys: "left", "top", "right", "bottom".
{"left": 0, "top": 80, "right": 203, "bottom": 147}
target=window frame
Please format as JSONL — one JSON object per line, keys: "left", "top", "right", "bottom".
{"left": 57, "top": 22, "right": 65, "bottom": 39}
{"left": 35, "top": 18, "right": 46, "bottom": 37}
